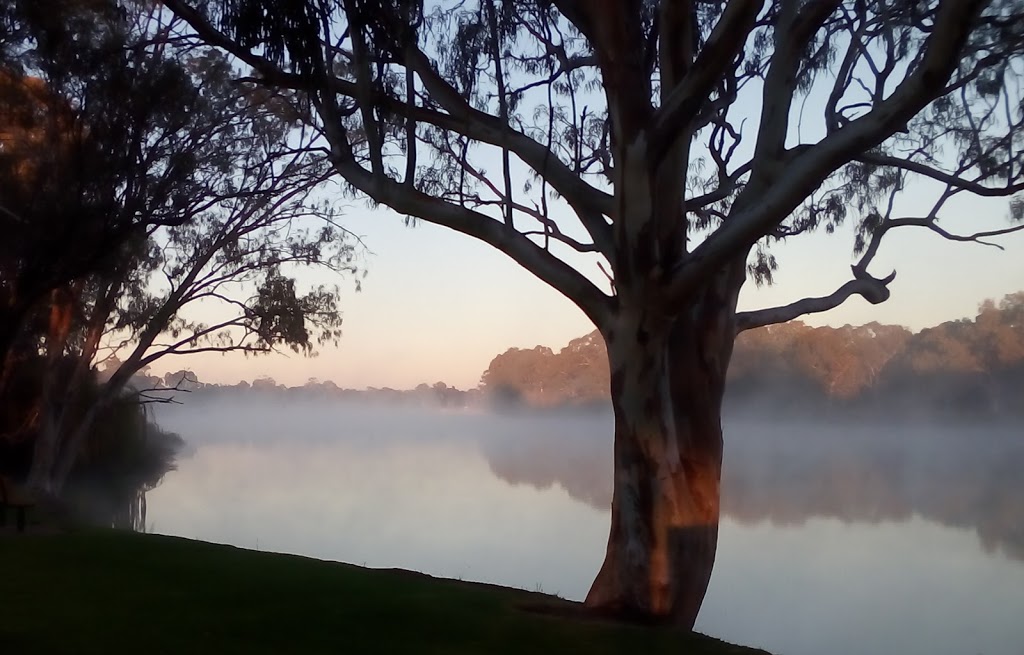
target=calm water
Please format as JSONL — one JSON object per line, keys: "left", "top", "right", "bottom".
{"left": 148, "top": 399, "right": 1024, "bottom": 655}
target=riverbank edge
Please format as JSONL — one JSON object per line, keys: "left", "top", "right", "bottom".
{"left": 0, "top": 529, "right": 771, "bottom": 654}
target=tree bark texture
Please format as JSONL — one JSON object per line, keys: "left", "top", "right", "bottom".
{"left": 585, "top": 270, "right": 741, "bottom": 628}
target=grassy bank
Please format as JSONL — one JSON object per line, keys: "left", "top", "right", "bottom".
{"left": 0, "top": 531, "right": 769, "bottom": 654}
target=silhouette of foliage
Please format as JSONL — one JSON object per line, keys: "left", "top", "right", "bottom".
{"left": 0, "top": 0, "right": 359, "bottom": 495}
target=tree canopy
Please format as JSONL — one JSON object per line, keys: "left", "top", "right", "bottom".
{"left": 164, "top": 0, "right": 1024, "bottom": 330}
{"left": 0, "top": 0, "right": 360, "bottom": 495}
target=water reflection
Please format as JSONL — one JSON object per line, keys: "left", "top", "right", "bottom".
{"left": 483, "top": 416, "right": 1024, "bottom": 561}
{"left": 148, "top": 405, "right": 610, "bottom": 600}
{"left": 148, "top": 401, "right": 1024, "bottom": 655}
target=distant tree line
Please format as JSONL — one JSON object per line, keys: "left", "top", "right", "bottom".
{"left": 146, "top": 290, "right": 1024, "bottom": 418}
{"left": 129, "top": 368, "right": 480, "bottom": 409}
{"left": 480, "top": 291, "right": 1024, "bottom": 418}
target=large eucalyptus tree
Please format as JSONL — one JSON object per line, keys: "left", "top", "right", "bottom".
{"left": 165, "top": 0, "right": 1024, "bottom": 626}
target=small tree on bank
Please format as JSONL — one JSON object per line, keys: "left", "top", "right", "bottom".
{"left": 167, "top": 0, "right": 1024, "bottom": 626}
{"left": 0, "top": 2, "right": 357, "bottom": 495}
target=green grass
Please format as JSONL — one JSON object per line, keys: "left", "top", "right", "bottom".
{"left": 0, "top": 530, "right": 770, "bottom": 654}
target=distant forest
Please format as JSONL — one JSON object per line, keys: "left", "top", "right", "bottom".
{"left": 149, "top": 291, "right": 1023, "bottom": 419}
{"left": 481, "top": 291, "right": 1024, "bottom": 418}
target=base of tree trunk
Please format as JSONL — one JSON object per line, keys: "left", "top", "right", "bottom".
{"left": 585, "top": 518, "right": 720, "bottom": 628}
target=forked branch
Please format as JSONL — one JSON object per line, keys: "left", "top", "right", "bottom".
{"left": 669, "top": 0, "right": 987, "bottom": 305}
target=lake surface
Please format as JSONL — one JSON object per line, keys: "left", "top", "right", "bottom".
{"left": 148, "top": 399, "right": 1024, "bottom": 655}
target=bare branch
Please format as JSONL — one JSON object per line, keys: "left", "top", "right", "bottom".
{"left": 649, "top": 0, "right": 761, "bottom": 165}
{"left": 750, "top": 0, "right": 841, "bottom": 166}
{"left": 402, "top": 45, "right": 615, "bottom": 253}
{"left": 857, "top": 152, "right": 1024, "bottom": 197}
{"left": 670, "top": 0, "right": 988, "bottom": 305}
{"left": 321, "top": 126, "right": 614, "bottom": 327}
{"left": 164, "top": 2, "right": 617, "bottom": 256}
{"left": 342, "top": 0, "right": 385, "bottom": 179}
{"left": 736, "top": 269, "right": 896, "bottom": 333}
{"left": 886, "top": 217, "right": 1024, "bottom": 250}
{"left": 484, "top": 0, "right": 514, "bottom": 230}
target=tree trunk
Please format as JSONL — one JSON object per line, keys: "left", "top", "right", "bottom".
{"left": 0, "top": 318, "right": 17, "bottom": 392}
{"left": 28, "top": 281, "right": 124, "bottom": 496}
{"left": 26, "top": 409, "right": 60, "bottom": 495}
{"left": 49, "top": 403, "right": 102, "bottom": 496}
{"left": 585, "top": 291, "right": 736, "bottom": 628}
{"left": 0, "top": 301, "right": 31, "bottom": 401}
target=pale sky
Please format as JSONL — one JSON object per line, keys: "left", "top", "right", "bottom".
{"left": 143, "top": 18, "right": 1024, "bottom": 390}
{"left": 148, "top": 189, "right": 1024, "bottom": 390}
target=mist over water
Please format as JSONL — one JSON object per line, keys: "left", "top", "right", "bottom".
{"left": 148, "top": 399, "right": 1024, "bottom": 655}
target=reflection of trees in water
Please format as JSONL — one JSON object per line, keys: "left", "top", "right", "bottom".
{"left": 71, "top": 486, "right": 149, "bottom": 532}
{"left": 482, "top": 419, "right": 1024, "bottom": 560}
{"left": 482, "top": 440, "right": 611, "bottom": 510}
{"left": 121, "top": 492, "right": 147, "bottom": 533}
{"left": 62, "top": 405, "right": 182, "bottom": 532}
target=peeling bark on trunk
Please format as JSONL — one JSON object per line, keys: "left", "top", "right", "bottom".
{"left": 585, "top": 277, "right": 739, "bottom": 628}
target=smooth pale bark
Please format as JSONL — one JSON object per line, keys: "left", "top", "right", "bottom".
{"left": 27, "top": 376, "right": 142, "bottom": 496}
{"left": 586, "top": 269, "right": 741, "bottom": 628}
{"left": 26, "top": 410, "right": 60, "bottom": 495}
{"left": 50, "top": 403, "right": 103, "bottom": 495}
{"left": 25, "top": 403, "right": 102, "bottom": 497}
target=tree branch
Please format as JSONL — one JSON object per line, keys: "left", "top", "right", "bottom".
{"left": 164, "top": 1, "right": 616, "bottom": 257}
{"left": 750, "top": 0, "right": 841, "bottom": 166}
{"left": 886, "top": 216, "right": 1024, "bottom": 250}
{"left": 736, "top": 269, "right": 896, "bottom": 333}
{"left": 320, "top": 129, "right": 613, "bottom": 327}
{"left": 669, "top": 0, "right": 987, "bottom": 305}
{"left": 857, "top": 152, "right": 1024, "bottom": 197}
{"left": 648, "top": 0, "right": 761, "bottom": 165}
{"left": 402, "top": 45, "right": 615, "bottom": 253}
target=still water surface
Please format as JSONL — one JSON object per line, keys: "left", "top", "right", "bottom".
{"left": 149, "top": 400, "right": 1024, "bottom": 655}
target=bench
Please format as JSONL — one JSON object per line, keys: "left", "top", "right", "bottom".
{"left": 0, "top": 476, "right": 35, "bottom": 532}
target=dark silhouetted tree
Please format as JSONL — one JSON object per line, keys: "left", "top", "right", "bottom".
{"left": 0, "top": 1, "right": 357, "bottom": 495}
